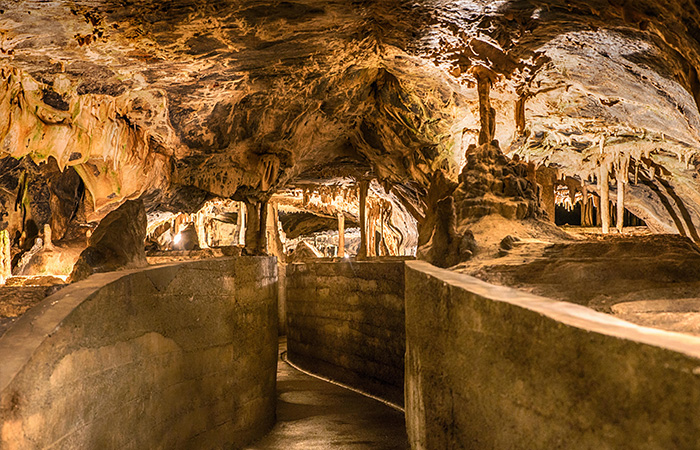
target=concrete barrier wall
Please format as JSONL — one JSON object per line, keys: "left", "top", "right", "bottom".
{"left": 405, "top": 260, "right": 700, "bottom": 450}
{"left": 0, "top": 257, "right": 278, "bottom": 450}
{"left": 286, "top": 260, "right": 405, "bottom": 405}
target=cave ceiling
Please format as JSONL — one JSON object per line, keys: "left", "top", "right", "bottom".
{"left": 1, "top": 0, "right": 700, "bottom": 230}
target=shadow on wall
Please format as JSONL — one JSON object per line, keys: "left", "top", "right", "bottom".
{"left": 0, "top": 257, "right": 278, "bottom": 450}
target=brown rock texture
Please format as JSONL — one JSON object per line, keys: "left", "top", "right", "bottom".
{"left": 0, "top": 0, "right": 700, "bottom": 261}
{"left": 454, "top": 142, "right": 542, "bottom": 224}
{"left": 68, "top": 199, "right": 147, "bottom": 282}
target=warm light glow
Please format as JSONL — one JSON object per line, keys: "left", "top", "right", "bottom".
{"left": 173, "top": 233, "right": 182, "bottom": 245}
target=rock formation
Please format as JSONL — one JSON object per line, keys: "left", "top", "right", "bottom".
{"left": 0, "top": 0, "right": 698, "bottom": 273}
{"left": 454, "top": 142, "right": 542, "bottom": 224}
{"left": 68, "top": 200, "right": 147, "bottom": 283}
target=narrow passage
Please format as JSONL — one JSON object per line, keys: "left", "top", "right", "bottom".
{"left": 245, "top": 339, "right": 408, "bottom": 450}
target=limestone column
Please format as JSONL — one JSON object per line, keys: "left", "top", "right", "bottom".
{"left": 474, "top": 67, "right": 496, "bottom": 145}
{"left": 259, "top": 200, "right": 268, "bottom": 254}
{"left": 244, "top": 202, "right": 260, "bottom": 253}
{"left": 237, "top": 202, "right": 246, "bottom": 246}
{"left": 358, "top": 180, "right": 369, "bottom": 258}
{"left": 616, "top": 164, "right": 627, "bottom": 233}
{"left": 266, "top": 201, "right": 284, "bottom": 260}
{"left": 337, "top": 212, "right": 345, "bottom": 258}
{"left": 599, "top": 164, "right": 610, "bottom": 234}
{"left": 367, "top": 204, "right": 377, "bottom": 257}
{"left": 580, "top": 185, "right": 589, "bottom": 227}
{"left": 536, "top": 168, "right": 555, "bottom": 223}
{"left": 0, "top": 230, "right": 10, "bottom": 283}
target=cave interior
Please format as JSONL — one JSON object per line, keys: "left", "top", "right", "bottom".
{"left": 3, "top": 0, "right": 700, "bottom": 446}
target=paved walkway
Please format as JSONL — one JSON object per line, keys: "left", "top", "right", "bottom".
{"left": 244, "top": 339, "right": 409, "bottom": 450}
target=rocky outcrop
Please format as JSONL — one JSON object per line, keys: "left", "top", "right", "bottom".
{"left": 454, "top": 142, "right": 542, "bottom": 225}
{"left": 68, "top": 200, "right": 147, "bottom": 283}
{"left": 416, "top": 196, "right": 477, "bottom": 268}
{"left": 288, "top": 241, "right": 323, "bottom": 261}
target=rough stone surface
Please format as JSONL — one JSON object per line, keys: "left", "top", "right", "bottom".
{"left": 2, "top": 0, "right": 700, "bottom": 244}
{"left": 68, "top": 199, "right": 147, "bottom": 282}
{"left": 0, "top": 257, "right": 278, "bottom": 450}
{"left": 286, "top": 260, "right": 406, "bottom": 406}
{"left": 454, "top": 142, "right": 542, "bottom": 224}
{"left": 405, "top": 260, "right": 700, "bottom": 450}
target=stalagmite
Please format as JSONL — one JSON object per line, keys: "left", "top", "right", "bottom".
{"left": 0, "top": 230, "right": 10, "bottom": 283}
{"left": 337, "top": 212, "right": 345, "bottom": 258}
{"left": 580, "top": 185, "right": 591, "bottom": 227}
{"left": 599, "top": 164, "right": 610, "bottom": 234}
{"left": 237, "top": 202, "right": 246, "bottom": 246}
{"left": 536, "top": 168, "right": 556, "bottom": 223}
{"left": 367, "top": 202, "right": 378, "bottom": 257}
{"left": 43, "top": 223, "right": 53, "bottom": 251}
{"left": 616, "top": 163, "right": 627, "bottom": 233}
{"left": 358, "top": 180, "right": 369, "bottom": 259}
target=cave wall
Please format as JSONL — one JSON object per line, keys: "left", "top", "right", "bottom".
{"left": 405, "top": 260, "right": 700, "bottom": 450}
{"left": 286, "top": 259, "right": 406, "bottom": 406}
{"left": 0, "top": 257, "right": 278, "bottom": 449}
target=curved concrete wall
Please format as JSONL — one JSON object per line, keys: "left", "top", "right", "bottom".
{"left": 405, "top": 261, "right": 700, "bottom": 450}
{"left": 0, "top": 257, "right": 278, "bottom": 450}
{"left": 286, "top": 260, "right": 405, "bottom": 405}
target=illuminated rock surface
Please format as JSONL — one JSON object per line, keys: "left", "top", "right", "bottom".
{"left": 0, "top": 0, "right": 700, "bottom": 323}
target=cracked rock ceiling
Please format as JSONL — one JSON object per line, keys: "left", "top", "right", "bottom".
{"left": 2, "top": 0, "right": 700, "bottom": 234}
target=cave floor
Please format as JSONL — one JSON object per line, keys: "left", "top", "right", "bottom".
{"left": 455, "top": 231, "right": 700, "bottom": 335}
{"left": 244, "top": 338, "right": 408, "bottom": 450}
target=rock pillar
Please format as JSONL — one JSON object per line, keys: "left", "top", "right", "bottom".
{"left": 599, "top": 165, "right": 610, "bottom": 234}
{"left": 536, "top": 168, "right": 556, "bottom": 223}
{"left": 0, "top": 230, "right": 10, "bottom": 283}
{"left": 616, "top": 163, "right": 627, "bottom": 233}
{"left": 337, "top": 212, "right": 345, "bottom": 258}
{"left": 237, "top": 202, "right": 246, "bottom": 246}
{"left": 474, "top": 67, "right": 496, "bottom": 145}
{"left": 358, "top": 180, "right": 369, "bottom": 259}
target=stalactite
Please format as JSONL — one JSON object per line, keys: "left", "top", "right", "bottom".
{"left": 515, "top": 95, "right": 527, "bottom": 135}
{"left": 473, "top": 66, "right": 496, "bottom": 145}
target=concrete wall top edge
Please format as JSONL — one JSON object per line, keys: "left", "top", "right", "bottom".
{"left": 405, "top": 260, "right": 700, "bottom": 360}
{"left": 0, "top": 257, "right": 274, "bottom": 393}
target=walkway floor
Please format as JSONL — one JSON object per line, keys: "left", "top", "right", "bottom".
{"left": 244, "top": 339, "right": 409, "bottom": 450}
